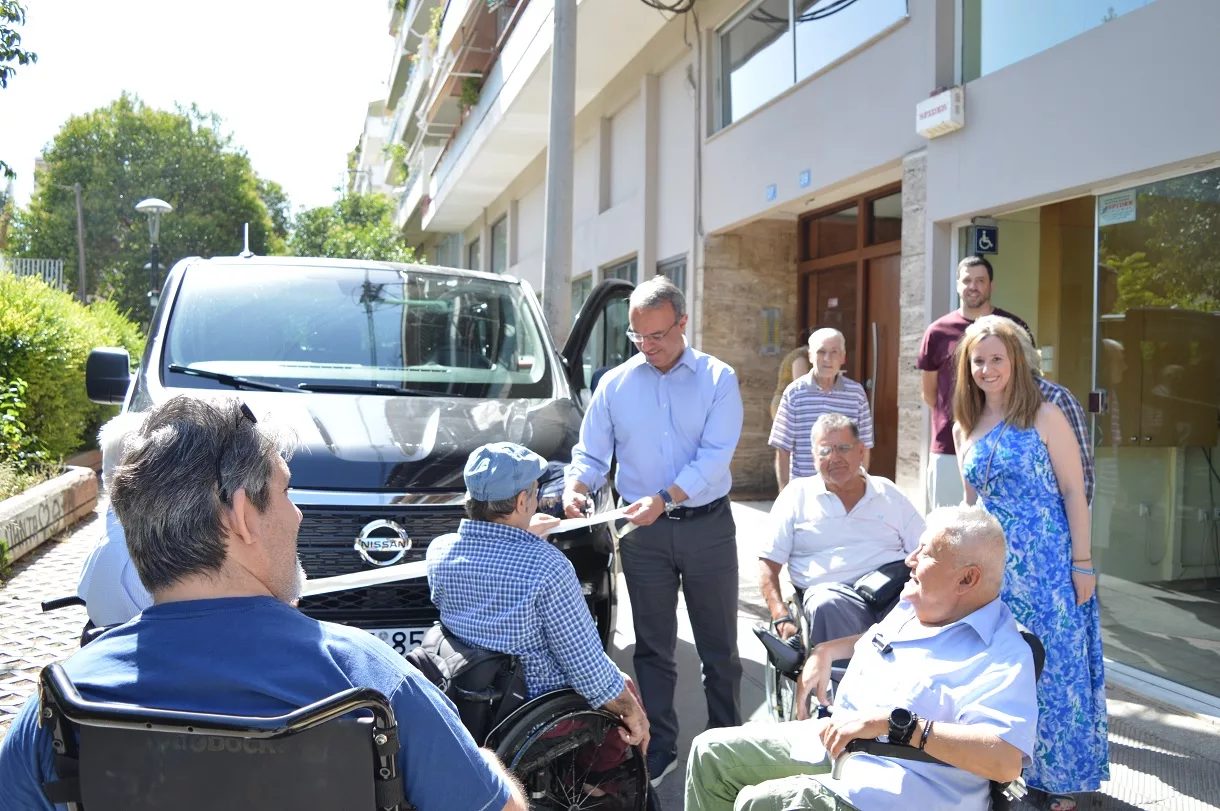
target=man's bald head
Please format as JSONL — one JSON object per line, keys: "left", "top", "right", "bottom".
{"left": 902, "top": 505, "right": 1008, "bottom": 625}
{"left": 925, "top": 505, "right": 1007, "bottom": 599}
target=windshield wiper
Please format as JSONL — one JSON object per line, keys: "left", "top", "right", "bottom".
{"left": 167, "top": 364, "right": 302, "bottom": 393}
{"left": 296, "top": 382, "right": 437, "bottom": 396}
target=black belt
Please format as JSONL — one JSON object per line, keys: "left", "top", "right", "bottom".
{"left": 664, "top": 495, "right": 729, "bottom": 520}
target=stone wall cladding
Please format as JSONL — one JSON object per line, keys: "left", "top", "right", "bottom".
{"left": 700, "top": 219, "right": 798, "bottom": 496}
{"left": 898, "top": 151, "right": 929, "bottom": 506}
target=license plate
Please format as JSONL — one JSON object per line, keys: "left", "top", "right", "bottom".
{"left": 370, "top": 627, "right": 429, "bottom": 657}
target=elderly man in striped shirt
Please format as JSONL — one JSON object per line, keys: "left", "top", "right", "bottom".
{"left": 426, "top": 442, "right": 650, "bottom": 750}
{"left": 769, "top": 328, "right": 874, "bottom": 490}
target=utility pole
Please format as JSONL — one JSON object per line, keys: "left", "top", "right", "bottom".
{"left": 541, "top": 0, "right": 577, "bottom": 345}
{"left": 57, "top": 183, "right": 88, "bottom": 302}
{"left": 70, "top": 184, "right": 86, "bottom": 303}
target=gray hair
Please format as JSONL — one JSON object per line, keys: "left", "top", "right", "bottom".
{"left": 807, "top": 328, "right": 845, "bottom": 352}
{"left": 811, "top": 413, "right": 859, "bottom": 443}
{"left": 109, "top": 395, "right": 297, "bottom": 593}
{"left": 629, "top": 275, "right": 686, "bottom": 320}
{"left": 924, "top": 505, "right": 1007, "bottom": 596}
{"left": 98, "top": 411, "right": 147, "bottom": 491}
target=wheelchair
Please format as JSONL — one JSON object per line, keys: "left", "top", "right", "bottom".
{"left": 37, "top": 598, "right": 649, "bottom": 809}
{"left": 755, "top": 559, "right": 912, "bottom": 723}
{"left": 407, "top": 622, "right": 652, "bottom": 811}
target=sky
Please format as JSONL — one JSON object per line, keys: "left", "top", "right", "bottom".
{"left": 0, "top": 0, "right": 394, "bottom": 214}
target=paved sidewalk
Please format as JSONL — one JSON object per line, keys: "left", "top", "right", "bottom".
{"left": 0, "top": 504, "right": 99, "bottom": 735}
{"left": 614, "top": 502, "right": 1220, "bottom": 811}
{"left": 3, "top": 500, "right": 1220, "bottom": 810}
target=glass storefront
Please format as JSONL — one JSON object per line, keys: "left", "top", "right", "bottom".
{"left": 1093, "top": 167, "right": 1220, "bottom": 698}
{"left": 954, "top": 167, "right": 1220, "bottom": 699}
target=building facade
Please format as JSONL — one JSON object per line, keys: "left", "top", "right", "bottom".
{"left": 365, "top": 0, "right": 1220, "bottom": 707}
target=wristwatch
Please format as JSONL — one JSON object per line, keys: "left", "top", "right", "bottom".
{"left": 888, "top": 707, "right": 919, "bottom": 746}
{"left": 657, "top": 489, "right": 679, "bottom": 515}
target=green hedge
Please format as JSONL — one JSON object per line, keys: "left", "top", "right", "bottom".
{"left": 0, "top": 273, "right": 145, "bottom": 460}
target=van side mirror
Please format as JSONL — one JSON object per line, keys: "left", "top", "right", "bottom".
{"left": 86, "top": 347, "right": 132, "bottom": 405}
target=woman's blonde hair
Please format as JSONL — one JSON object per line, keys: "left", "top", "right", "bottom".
{"left": 952, "top": 315, "right": 1043, "bottom": 435}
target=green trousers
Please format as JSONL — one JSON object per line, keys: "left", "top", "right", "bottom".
{"left": 684, "top": 721, "right": 861, "bottom": 811}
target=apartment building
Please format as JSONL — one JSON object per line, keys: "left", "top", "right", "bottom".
{"left": 367, "top": 0, "right": 1220, "bottom": 709}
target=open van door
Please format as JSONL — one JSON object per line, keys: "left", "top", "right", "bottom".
{"left": 562, "top": 279, "right": 636, "bottom": 408}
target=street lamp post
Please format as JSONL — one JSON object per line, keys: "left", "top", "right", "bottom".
{"left": 135, "top": 197, "right": 172, "bottom": 310}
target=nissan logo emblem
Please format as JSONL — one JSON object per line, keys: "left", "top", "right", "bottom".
{"left": 354, "top": 520, "right": 412, "bottom": 567}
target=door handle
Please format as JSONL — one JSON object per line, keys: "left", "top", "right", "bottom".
{"left": 868, "top": 321, "right": 878, "bottom": 414}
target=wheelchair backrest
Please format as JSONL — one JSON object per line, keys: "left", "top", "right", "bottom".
{"left": 409, "top": 623, "right": 527, "bottom": 744}
{"left": 38, "top": 663, "right": 405, "bottom": 811}
{"left": 75, "top": 719, "right": 377, "bottom": 811}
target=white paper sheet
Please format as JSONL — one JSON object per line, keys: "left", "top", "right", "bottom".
{"left": 300, "top": 560, "right": 429, "bottom": 597}
{"left": 543, "top": 506, "right": 631, "bottom": 535}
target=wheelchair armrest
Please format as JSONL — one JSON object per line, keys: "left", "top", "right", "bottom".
{"left": 831, "top": 739, "right": 945, "bottom": 780}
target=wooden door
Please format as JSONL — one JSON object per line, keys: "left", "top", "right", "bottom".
{"left": 864, "top": 255, "right": 900, "bottom": 480}
{"left": 805, "top": 263, "right": 860, "bottom": 380}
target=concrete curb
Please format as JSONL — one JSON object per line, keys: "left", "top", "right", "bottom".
{"left": 0, "top": 467, "right": 98, "bottom": 567}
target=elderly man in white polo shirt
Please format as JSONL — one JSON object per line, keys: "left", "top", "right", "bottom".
{"left": 760, "top": 413, "right": 924, "bottom": 646}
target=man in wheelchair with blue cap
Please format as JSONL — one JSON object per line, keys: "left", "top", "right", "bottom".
{"left": 425, "top": 442, "right": 650, "bottom": 753}
{"left": 687, "top": 505, "right": 1038, "bottom": 811}
{"left": 0, "top": 395, "right": 527, "bottom": 811}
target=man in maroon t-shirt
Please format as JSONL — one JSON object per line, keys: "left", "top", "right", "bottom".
{"left": 917, "top": 255, "right": 1033, "bottom": 508}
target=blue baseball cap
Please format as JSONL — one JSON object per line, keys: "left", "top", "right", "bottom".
{"left": 463, "top": 442, "right": 548, "bottom": 501}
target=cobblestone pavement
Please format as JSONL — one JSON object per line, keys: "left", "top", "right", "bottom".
{"left": 3, "top": 501, "right": 1220, "bottom": 810}
{"left": 0, "top": 503, "right": 99, "bottom": 737}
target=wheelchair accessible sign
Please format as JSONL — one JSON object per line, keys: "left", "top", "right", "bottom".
{"left": 969, "top": 225, "right": 998, "bottom": 255}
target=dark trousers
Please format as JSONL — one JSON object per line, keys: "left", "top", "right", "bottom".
{"left": 619, "top": 500, "right": 742, "bottom": 756}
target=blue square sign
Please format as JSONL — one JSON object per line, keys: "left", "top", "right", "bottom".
{"left": 970, "top": 225, "right": 998, "bottom": 255}
{"left": 765, "top": 184, "right": 777, "bottom": 202}
{"left": 798, "top": 169, "right": 811, "bottom": 189}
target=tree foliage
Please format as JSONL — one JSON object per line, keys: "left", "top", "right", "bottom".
{"left": 288, "top": 192, "right": 416, "bottom": 263}
{"left": 1102, "top": 169, "right": 1220, "bottom": 314}
{"left": 1, "top": 0, "right": 38, "bottom": 179}
{"left": 9, "top": 94, "right": 287, "bottom": 315}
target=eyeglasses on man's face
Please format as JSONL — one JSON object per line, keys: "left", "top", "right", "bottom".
{"left": 626, "top": 319, "right": 680, "bottom": 345}
{"left": 815, "top": 442, "right": 857, "bottom": 459}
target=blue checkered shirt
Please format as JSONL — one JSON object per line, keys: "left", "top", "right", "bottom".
{"left": 425, "top": 519, "right": 625, "bottom": 708}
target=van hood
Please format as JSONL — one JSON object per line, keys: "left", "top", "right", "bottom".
{"left": 196, "top": 391, "right": 583, "bottom": 491}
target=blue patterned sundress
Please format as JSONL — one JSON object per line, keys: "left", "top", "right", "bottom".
{"left": 963, "top": 421, "right": 1110, "bottom": 794}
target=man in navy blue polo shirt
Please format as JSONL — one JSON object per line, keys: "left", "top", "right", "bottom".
{"left": 427, "top": 442, "right": 650, "bottom": 750}
{"left": 0, "top": 396, "right": 524, "bottom": 811}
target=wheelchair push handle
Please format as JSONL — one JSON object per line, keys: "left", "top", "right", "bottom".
{"left": 42, "top": 595, "right": 86, "bottom": 612}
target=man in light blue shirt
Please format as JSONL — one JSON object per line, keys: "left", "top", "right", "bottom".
{"left": 685, "top": 505, "right": 1038, "bottom": 811}
{"left": 564, "top": 275, "right": 744, "bottom": 786}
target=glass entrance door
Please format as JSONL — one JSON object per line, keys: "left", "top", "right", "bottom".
{"left": 1093, "top": 167, "right": 1220, "bottom": 698}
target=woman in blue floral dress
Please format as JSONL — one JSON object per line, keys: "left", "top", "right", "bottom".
{"left": 951, "top": 316, "right": 1109, "bottom": 811}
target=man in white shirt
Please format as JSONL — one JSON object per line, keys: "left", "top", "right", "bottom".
{"left": 76, "top": 411, "right": 152, "bottom": 627}
{"left": 687, "top": 505, "right": 1038, "bottom": 811}
{"left": 760, "top": 413, "right": 924, "bottom": 647}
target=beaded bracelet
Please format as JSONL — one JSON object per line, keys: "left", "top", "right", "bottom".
{"left": 1071, "top": 565, "right": 1097, "bottom": 575}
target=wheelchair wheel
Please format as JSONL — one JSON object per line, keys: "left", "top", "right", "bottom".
{"left": 490, "top": 690, "right": 648, "bottom": 810}
{"left": 766, "top": 597, "right": 809, "bottom": 722}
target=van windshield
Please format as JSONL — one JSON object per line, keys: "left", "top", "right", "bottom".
{"left": 163, "top": 264, "right": 555, "bottom": 398}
